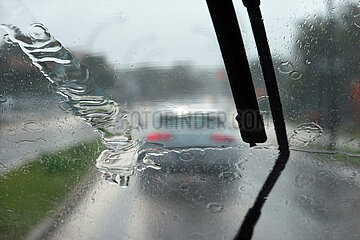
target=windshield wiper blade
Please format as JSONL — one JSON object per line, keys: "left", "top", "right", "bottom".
{"left": 206, "top": 0, "right": 290, "bottom": 239}
{"left": 206, "top": 0, "right": 267, "bottom": 147}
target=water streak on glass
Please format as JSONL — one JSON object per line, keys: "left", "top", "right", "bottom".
{"left": 289, "top": 122, "right": 323, "bottom": 147}
{"left": 0, "top": 23, "right": 157, "bottom": 186}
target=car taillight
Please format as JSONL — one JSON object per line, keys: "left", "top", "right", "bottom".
{"left": 146, "top": 132, "right": 172, "bottom": 142}
{"left": 211, "top": 133, "right": 235, "bottom": 143}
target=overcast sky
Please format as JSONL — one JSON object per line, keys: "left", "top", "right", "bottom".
{"left": 0, "top": 0, "right": 346, "bottom": 67}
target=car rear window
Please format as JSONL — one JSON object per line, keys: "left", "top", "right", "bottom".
{"left": 157, "top": 114, "right": 225, "bottom": 129}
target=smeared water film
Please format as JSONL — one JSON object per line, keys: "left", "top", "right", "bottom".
{"left": 0, "top": 23, "right": 155, "bottom": 186}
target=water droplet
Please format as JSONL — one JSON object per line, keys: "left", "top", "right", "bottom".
{"left": 295, "top": 173, "right": 314, "bottom": 188}
{"left": 179, "top": 151, "right": 194, "bottom": 162}
{"left": 90, "top": 198, "right": 95, "bottom": 203}
{"left": 179, "top": 183, "right": 189, "bottom": 191}
{"left": 28, "top": 23, "right": 51, "bottom": 41}
{"left": 206, "top": 202, "right": 224, "bottom": 213}
{"left": 58, "top": 101, "right": 71, "bottom": 111}
{"left": 0, "top": 95, "right": 7, "bottom": 103}
{"left": 7, "top": 128, "right": 16, "bottom": 136}
{"left": 289, "top": 71, "right": 302, "bottom": 80}
{"left": 316, "top": 170, "right": 328, "bottom": 179}
{"left": 278, "top": 61, "right": 295, "bottom": 74}
{"left": 218, "top": 171, "right": 240, "bottom": 181}
{"left": 289, "top": 122, "right": 323, "bottom": 147}
{"left": 23, "top": 121, "right": 43, "bottom": 133}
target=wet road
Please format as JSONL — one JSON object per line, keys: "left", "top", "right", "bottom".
{"left": 2, "top": 99, "right": 360, "bottom": 239}
{"left": 44, "top": 146, "right": 360, "bottom": 240}
{"left": 0, "top": 110, "right": 97, "bottom": 171}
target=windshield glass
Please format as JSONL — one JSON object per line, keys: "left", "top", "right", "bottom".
{"left": 1, "top": 0, "right": 360, "bottom": 240}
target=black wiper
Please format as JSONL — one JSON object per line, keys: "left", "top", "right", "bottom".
{"left": 206, "top": 0, "right": 290, "bottom": 239}
{"left": 206, "top": 0, "right": 266, "bottom": 147}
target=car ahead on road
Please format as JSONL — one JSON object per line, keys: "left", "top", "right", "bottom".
{"left": 137, "top": 105, "right": 241, "bottom": 171}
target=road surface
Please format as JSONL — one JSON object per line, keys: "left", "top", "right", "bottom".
{"left": 2, "top": 98, "right": 360, "bottom": 239}
{"left": 0, "top": 109, "right": 97, "bottom": 171}
{"left": 40, "top": 146, "right": 360, "bottom": 240}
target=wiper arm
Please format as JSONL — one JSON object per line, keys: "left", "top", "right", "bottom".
{"left": 206, "top": 0, "right": 290, "bottom": 239}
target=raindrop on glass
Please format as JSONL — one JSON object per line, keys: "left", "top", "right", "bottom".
{"left": 0, "top": 95, "right": 7, "bottom": 103}
{"left": 218, "top": 171, "right": 240, "bottom": 181}
{"left": 179, "top": 183, "right": 189, "bottom": 191}
{"left": 28, "top": 23, "right": 51, "bottom": 41}
{"left": 206, "top": 202, "right": 224, "bottom": 213}
{"left": 289, "top": 71, "right": 302, "bottom": 80}
{"left": 289, "top": 122, "right": 323, "bottom": 147}
{"left": 59, "top": 101, "right": 72, "bottom": 112}
{"left": 23, "top": 120, "right": 43, "bottom": 133}
{"left": 278, "top": 61, "right": 295, "bottom": 74}
{"left": 179, "top": 151, "right": 194, "bottom": 162}
{"left": 7, "top": 128, "right": 16, "bottom": 136}
{"left": 316, "top": 170, "right": 328, "bottom": 179}
{"left": 295, "top": 173, "right": 314, "bottom": 188}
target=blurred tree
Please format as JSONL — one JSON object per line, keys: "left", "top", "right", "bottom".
{"left": 291, "top": 2, "right": 360, "bottom": 147}
{"left": 0, "top": 43, "right": 116, "bottom": 96}
{"left": 80, "top": 54, "right": 115, "bottom": 90}
{"left": 0, "top": 43, "right": 49, "bottom": 96}
{"left": 115, "top": 63, "right": 220, "bottom": 102}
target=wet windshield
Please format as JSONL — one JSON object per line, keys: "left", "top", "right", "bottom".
{"left": 1, "top": 0, "right": 360, "bottom": 239}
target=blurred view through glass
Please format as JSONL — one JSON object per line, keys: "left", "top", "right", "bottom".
{"left": 1, "top": 0, "right": 360, "bottom": 239}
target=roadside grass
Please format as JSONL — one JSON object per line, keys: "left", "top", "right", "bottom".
{"left": 327, "top": 152, "right": 360, "bottom": 166}
{"left": 0, "top": 139, "right": 105, "bottom": 240}
{"left": 286, "top": 119, "right": 360, "bottom": 166}
{"left": 292, "top": 142, "right": 360, "bottom": 166}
